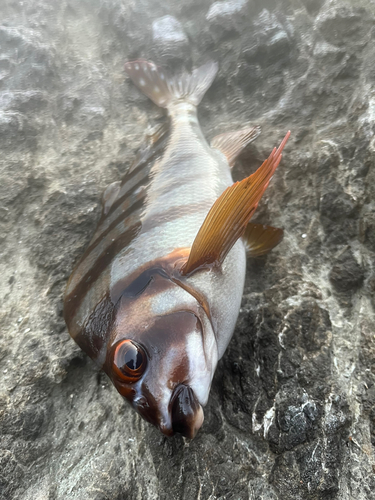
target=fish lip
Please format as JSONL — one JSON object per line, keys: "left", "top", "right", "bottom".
{"left": 169, "top": 383, "right": 204, "bottom": 439}
{"left": 158, "top": 422, "right": 174, "bottom": 437}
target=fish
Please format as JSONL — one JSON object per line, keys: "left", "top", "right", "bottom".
{"left": 64, "top": 59, "right": 290, "bottom": 439}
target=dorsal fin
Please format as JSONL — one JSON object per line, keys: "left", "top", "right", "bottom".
{"left": 211, "top": 126, "right": 261, "bottom": 167}
{"left": 102, "top": 181, "right": 121, "bottom": 215}
{"left": 181, "top": 131, "right": 290, "bottom": 275}
{"left": 99, "top": 122, "right": 169, "bottom": 216}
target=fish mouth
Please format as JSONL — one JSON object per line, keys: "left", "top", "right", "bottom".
{"left": 168, "top": 384, "right": 204, "bottom": 439}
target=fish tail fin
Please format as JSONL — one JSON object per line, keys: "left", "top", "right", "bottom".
{"left": 124, "top": 60, "right": 218, "bottom": 108}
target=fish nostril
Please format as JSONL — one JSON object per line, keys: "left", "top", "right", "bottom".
{"left": 171, "top": 384, "right": 203, "bottom": 439}
{"left": 133, "top": 396, "right": 148, "bottom": 409}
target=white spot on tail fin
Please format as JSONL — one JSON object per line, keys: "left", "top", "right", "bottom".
{"left": 124, "top": 59, "right": 218, "bottom": 108}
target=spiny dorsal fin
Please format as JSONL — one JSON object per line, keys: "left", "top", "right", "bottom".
{"left": 181, "top": 131, "right": 290, "bottom": 275}
{"left": 243, "top": 223, "right": 284, "bottom": 257}
{"left": 211, "top": 126, "right": 261, "bottom": 167}
{"left": 124, "top": 60, "right": 218, "bottom": 108}
{"left": 127, "top": 121, "right": 169, "bottom": 175}
{"left": 100, "top": 122, "right": 169, "bottom": 216}
{"left": 102, "top": 181, "right": 121, "bottom": 215}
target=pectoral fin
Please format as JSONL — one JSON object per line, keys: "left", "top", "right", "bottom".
{"left": 211, "top": 126, "right": 261, "bottom": 167}
{"left": 181, "top": 131, "right": 290, "bottom": 275}
{"left": 243, "top": 223, "right": 284, "bottom": 257}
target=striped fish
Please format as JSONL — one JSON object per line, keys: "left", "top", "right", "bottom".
{"left": 64, "top": 59, "right": 290, "bottom": 439}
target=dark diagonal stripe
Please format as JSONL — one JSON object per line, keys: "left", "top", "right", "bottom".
{"left": 121, "top": 148, "right": 155, "bottom": 183}
{"left": 90, "top": 174, "right": 150, "bottom": 249}
{"left": 107, "top": 134, "right": 169, "bottom": 218}
{"left": 85, "top": 195, "right": 146, "bottom": 258}
{"left": 66, "top": 204, "right": 144, "bottom": 295}
{"left": 73, "top": 292, "right": 116, "bottom": 364}
{"left": 65, "top": 174, "right": 151, "bottom": 306}
{"left": 64, "top": 123, "right": 170, "bottom": 333}
{"left": 108, "top": 170, "right": 151, "bottom": 218}
{"left": 117, "top": 123, "right": 168, "bottom": 182}
{"left": 64, "top": 222, "right": 142, "bottom": 325}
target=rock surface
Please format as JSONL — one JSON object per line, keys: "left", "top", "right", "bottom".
{"left": 1, "top": 0, "right": 375, "bottom": 499}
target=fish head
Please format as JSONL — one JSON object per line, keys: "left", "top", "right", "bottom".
{"left": 104, "top": 276, "right": 218, "bottom": 439}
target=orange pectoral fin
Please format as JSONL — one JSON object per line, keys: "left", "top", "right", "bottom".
{"left": 181, "top": 131, "right": 290, "bottom": 275}
{"left": 243, "top": 223, "right": 284, "bottom": 257}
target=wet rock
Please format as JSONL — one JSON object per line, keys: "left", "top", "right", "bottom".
{"left": 320, "top": 185, "right": 359, "bottom": 246}
{"left": 316, "top": 6, "right": 374, "bottom": 48}
{"left": 206, "top": 0, "right": 247, "bottom": 20}
{"left": 300, "top": 0, "right": 325, "bottom": 16}
{"left": 361, "top": 210, "right": 375, "bottom": 251}
{"left": 205, "top": 0, "right": 250, "bottom": 41}
{"left": 1, "top": 0, "right": 375, "bottom": 499}
{"left": 313, "top": 40, "right": 346, "bottom": 70}
{"left": 329, "top": 248, "right": 365, "bottom": 292}
{"left": 152, "top": 16, "right": 188, "bottom": 45}
{"left": 243, "top": 9, "right": 292, "bottom": 68}
{"left": 151, "top": 16, "right": 189, "bottom": 64}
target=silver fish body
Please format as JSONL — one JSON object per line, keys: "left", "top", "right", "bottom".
{"left": 112, "top": 100, "right": 247, "bottom": 356}
{"left": 64, "top": 60, "right": 289, "bottom": 438}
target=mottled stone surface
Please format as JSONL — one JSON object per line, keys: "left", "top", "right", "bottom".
{"left": 1, "top": 0, "right": 375, "bottom": 499}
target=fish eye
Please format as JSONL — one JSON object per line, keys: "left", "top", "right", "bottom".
{"left": 112, "top": 340, "right": 147, "bottom": 382}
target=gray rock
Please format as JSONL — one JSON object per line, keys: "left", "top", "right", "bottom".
{"left": 152, "top": 16, "right": 188, "bottom": 44}
{"left": 1, "top": 0, "right": 375, "bottom": 499}
{"left": 206, "top": 0, "right": 248, "bottom": 20}
{"left": 151, "top": 15, "right": 189, "bottom": 65}
{"left": 329, "top": 249, "right": 365, "bottom": 292}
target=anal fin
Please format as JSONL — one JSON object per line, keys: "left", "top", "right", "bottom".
{"left": 211, "top": 126, "right": 261, "bottom": 167}
{"left": 243, "top": 223, "right": 284, "bottom": 257}
{"left": 181, "top": 131, "right": 290, "bottom": 275}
